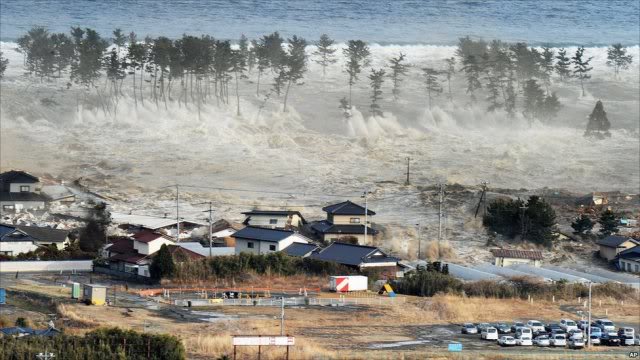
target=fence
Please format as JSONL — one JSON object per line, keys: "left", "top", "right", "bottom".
{"left": 93, "top": 265, "right": 156, "bottom": 284}
{"left": 174, "top": 296, "right": 404, "bottom": 307}
{"left": 0, "top": 260, "right": 93, "bottom": 273}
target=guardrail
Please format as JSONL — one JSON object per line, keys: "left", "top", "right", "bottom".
{"left": 174, "top": 296, "right": 404, "bottom": 307}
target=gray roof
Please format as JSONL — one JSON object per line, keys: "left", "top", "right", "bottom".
{"left": 14, "top": 225, "right": 70, "bottom": 243}
{"left": 617, "top": 245, "right": 640, "bottom": 262}
{"left": 311, "top": 220, "right": 378, "bottom": 235}
{"left": 322, "top": 201, "right": 376, "bottom": 216}
{"left": 0, "top": 225, "right": 38, "bottom": 242}
{"left": 0, "top": 171, "right": 39, "bottom": 184}
{"left": 597, "top": 235, "right": 638, "bottom": 248}
{"left": 311, "top": 242, "right": 398, "bottom": 267}
{"left": 282, "top": 242, "right": 319, "bottom": 257}
{"left": 231, "top": 226, "right": 295, "bottom": 243}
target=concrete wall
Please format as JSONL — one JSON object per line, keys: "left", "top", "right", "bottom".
{"left": 0, "top": 241, "right": 39, "bottom": 256}
{"left": 0, "top": 260, "right": 93, "bottom": 272}
{"left": 494, "top": 257, "right": 540, "bottom": 267}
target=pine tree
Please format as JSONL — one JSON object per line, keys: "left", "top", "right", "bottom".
{"left": 343, "top": 40, "right": 371, "bottom": 107}
{"left": 584, "top": 100, "right": 611, "bottom": 138}
{"left": 150, "top": 244, "right": 176, "bottom": 279}
{"left": 312, "top": 34, "right": 337, "bottom": 78}
{"left": 598, "top": 209, "right": 619, "bottom": 236}
{"left": 606, "top": 43, "right": 633, "bottom": 78}
{"left": 524, "top": 196, "right": 557, "bottom": 247}
{"left": 422, "top": 67, "right": 442, "bottom": 110}
{"left": 504, "top": 71, "right": 517, "bottom": 116}
{"left": 461, "top": 55, "right": 482, "bottom": 101}
{"left": 540, "top": 92, "right": 561, "bottom": 122}
{"left": 368, "top": 68, "right": 385, "bottom": 117}
{"left": 112, "top": 28, "right": 126, "bottom": 54}
{"left": 522, "top": 79, "right": 544, "bottom": 124}
{"left": 554, "top": 48, "right": 571, "bottom": 82}
{"left": 79, "top": 201, "right": 111, "bottom": 253}
{"left": 0, "top": 52, "right": 9, "bottom": 79}
{"left": 280, "top": 35, "right": 308, "bottom": 112}
{"left": 539, "top": 47, "right": 555, "bottom": 92}
{"left": 571, "top": 214, "right": 594, "bottom": 235}
{"left": 443, "top": 57, "right": 456, "bottom": 102}
{"left": 388, "top": 52, "right": 409, "bottom": 101}
{"left": 572, "top": 47, "right": 593, "bottom": 96}
{"left": 238, "top": 34, "right": 250, "bottom": 69}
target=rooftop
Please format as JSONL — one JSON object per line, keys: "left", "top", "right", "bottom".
{"left": 596, "top": 235, "right": 638, "bottom": 248}
{"left": 311, "top": 220, "right": 378, "bottom": 235}
{"left": 322, "top": 201, "right": 376, "bottom": 216}
{"left": 111, "top": 212, "right": 206, "bottom": 231}
{"left": 14, "top": 225, "right": 70, "bottom": 243}
{"left": 282, "top": 242, "right": 319, "bottom": 257}
{"left": 231, "top": 226, "right": 297, "bottom": 242}
{"left": 311, "top": 242, "right": 398, "bottom": 267}
{"left": 0, "top": 170, "right": 39, "bottom": 184}
{"left": 490, "top": 248, "right": 544, "bottom": 261}
{"left": 617, "top": 245, "right": 640, "bottom": 262}
{"left": 132, "top": 231, "right": 174, "bottom": 244}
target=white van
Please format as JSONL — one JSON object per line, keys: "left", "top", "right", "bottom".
{"left": 559, "top": 319, "right": 578, "bottom": 332}
{"left": 515, "top": 327, "right": 533, "bottom": 339}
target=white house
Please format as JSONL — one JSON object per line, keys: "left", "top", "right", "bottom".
{"left": 0, "top": 224, "right": 71, "bottom": 256}
{"left": 241, "top": 210, "right": 306, "bottom": 229}
{"left": 132, "top": 231, "right": 175, "bottom": 255}
{"left": 596, "top": 235, "right": 639, "bottom": 261}
{"left": 491, "top": 248, "right": 544, "bottom": 267}
{"left": 617, "top": 245, "right": 640, "bottom": 273}
{"left": 0, "top": 171, "right": 48, "bottom": 213}
{"left": 232, "top": 226, "right": 310, "bottom": 255}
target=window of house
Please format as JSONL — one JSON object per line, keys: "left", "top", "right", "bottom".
{"left": 635, "top": 264, "right": 639, "bottom": 273}
{"left": 247, "top": 242, "right": 254, "bottom": 249}
{"left": 269, "top": 245, "right": 276, "bottom": 251}
{"left": 350, "top": 217, "right": 360, "bottom": 223}
{"left": 628, "top": 263, "right": 632, "bottom": 271}
{"left": 2, "top": 205, "right": 15, "bottom": 211}
{"left": 269, "top": 219, "right": 278, "bottom": 224}
{"left": 19, "top": 186, "right": 30, "bottom": 192}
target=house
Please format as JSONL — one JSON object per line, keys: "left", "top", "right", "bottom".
{"left": 174, "top": 242, "right": 235, "bottom": 257}
{"left": 596, "top": 235, "right": 640, "bottom": 261}
{"left": 616, "top": 245, "right": 640, "bottom": 273}
{"left": 110, "top": 212, "right": 206, "bottom": 239}
{"left": 491, "top": 248, "right": 544, "bottom": 267}
{"left": 242, "top": 210, "right": 306, "bottom": 229}
{"left": 281, "top": 242, "right": 319, "bottom": 257}
{"left": 132, "top": 231, "right": 175, "bottom": 255}
{"left": 0, "top": 224, "right": 71, "bottom": 256}
{"left": 310, "top": 201, "right": 378, "bottom": 245}
{"left": 310, "top": 242, "right": 399, "bottom": 272}
{"left": 0, "top": 170, "right": 48, "bottom": 212}
{"left": 208, "top": 219, "right": 244, "bottom": 247}
{"left": 232, "top": 226, "right": 310, "bottom": 255}
{"left": 0, "top": 326, "right": 60, "bottom": 337}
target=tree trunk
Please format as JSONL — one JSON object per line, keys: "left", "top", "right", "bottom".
{"left": 235, "top": 70, "right": 241, "bottom": 116}
{"left": 132, "top": 71, "right": 138, "bottom": 108}
{"left": 256, "top": 70, "right": 261, "bottom": 96}
{"left": 283, "top": 80, "right": 292, "bottom": 112}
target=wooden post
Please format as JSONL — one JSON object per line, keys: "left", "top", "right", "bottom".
{"left": 286, "top": 345, "right": 290, "bottom": 360}
{"left": 233, "top": 345, "right": 236, "bottom": 360}
{"left": 258, "top": 345, "right": 261, "bottom": 360}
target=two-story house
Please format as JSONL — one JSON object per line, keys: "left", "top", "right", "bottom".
{"left": 310, "top": 201, "right": 378, "bottom": 245}
{"left": 0, "top": 171, "right": 48, "bottom": 213}
{"left": 0, "top": 224, "right": 71, "bottom": 256}
{"left": 241, "top": 210, "right": 306, "bottom": 230}
{"left": 232, "top": 226, "right": 311, "bottom": 255}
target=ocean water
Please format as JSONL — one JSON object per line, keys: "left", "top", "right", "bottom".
{"left": 1, "top": 0, "right": 639, "bottom": 45}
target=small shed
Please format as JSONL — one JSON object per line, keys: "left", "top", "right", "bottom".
{"left": 491, "top": 249, "right": 543, "bottom": 267}
{"left": 82, "top": 284, "right": 107, "bottom": 305}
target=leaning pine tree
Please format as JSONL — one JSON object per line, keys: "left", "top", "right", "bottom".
{"left": 388, "top": 52, "right": 409, "bottom": 101}
{"left": 584, "top": 100, "right": 611, "bottom": 138}
{"left": 343, "top": 40, "right": 371, "bottom": 108}
{"left": 422, "top": 67, "right": 442, "bottom": 110}
{"left": 368, "top": 68, "right": 385, "bottom": 117}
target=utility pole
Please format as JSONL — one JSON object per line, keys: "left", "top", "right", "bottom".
{"left": 200, "top": 202, "right": 214, "bottom": 258}
{"left": 587, "top": 281, "right": 592, "bottom": 348}
{"left": 175, "top": 185, "right": 180, "bottom": 242}
{"left": 280, "top": 296, "right": 285, "bottom": 336}
{"left": 438, "top": 183, "right": 445, "bottom": 244}
{"left": 405, "top": 157, "right": 411, "bottom": 185}
{"left": 474, "top": 181, "right": 489, "bottom": 218}
{"left": 416, "top": 223, "right": 422, "bottom": 259}
{"left": 519, "top": 201, "right": 528, "bottom": 241}
{"left": 362, "top": 190, "right": 369, "bottom": 244}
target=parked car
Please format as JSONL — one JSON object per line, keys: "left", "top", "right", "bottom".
{"left": 550, "top": 334, "right": 567, "bottom": 347}
{"left": 621, "top": 335, "right": 635, "bottom": 346}
{"left": 589, "top": 327, "right": 602, "bottom": 338}
{"left": 600, "top": 333, "right": 621, "bottom": 346}
{"left": 618, "top": 327, "right": 635, "bottom": 338}
{"left": 461, "top": 323, "right": 478, "bottom": 334}
{"left": 533, "top": 335, "right": 550, "bottom": 347}
{"left": 498, "top": 336, "right": 517, "bottom": 347}
{"left": 515, "top": 327, "right": 533, "bottom": 339}
{"left": 511, "top": 322, "right": 525, "bottom": 333}
{"left": 567, "top": 337, "right": 585, "bottom": 349}
{"left": 516, "top": 336, "right": 533, "bottom": 346}
{"left": 594, "top": 319, "right": 615, "bottom": 334}
{"left": 578, "top": 320, "right": 589, "bottom": 330}
{"left": 496, "top": 323, "right": 511, "bottom": 334}
{"left": 526, "top": 320, "right": 546, "bottom": 334}
{"left": 589, "top": 335, "right": 601, "bottom": 346}
{"left": 477, "top": 323, "right": 491, "bottom": 332}
{"left": 635, "top": 335, "right": 640, "bottom": 345}
{"left": 560, "top": 319, "right": 579, "bottom": 332}
{"left": 481, "top": 327, "right": 499, "bottom": 340}
{"left": 545, "top": 323, "right": 561, "bottom": 333}
{"left": 567, "top": 329, "right": 584, "bottom": 340}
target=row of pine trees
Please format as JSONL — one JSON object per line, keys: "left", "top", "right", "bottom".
{"left": 0, "top": 29, "right": 634, "bottom": 124}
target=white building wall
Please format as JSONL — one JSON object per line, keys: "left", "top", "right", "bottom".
{"left": 619, "top": 258, "right": 640, "bottom": 273}
{"left": 235, "top": 234, "right": 309, "bottom": 255}
{"left": 0, "top": 260, "right": 93, "bottom": 272}
{"left": 323, "top": 233, "right": 372, "bottom": 245}
{"left": 9, "top": 183, "right": 41, "bottom": 192}
{"left": 331, "top": 215, "right": 367, "bottom": 225}
{"left": 244, "top": 214, "right": 304, "bottom": 229}
{"left": 0, "top": 241, "right": 38, "bottom": 256}
{"left": 134, "top": 238, "right": 175, "bottom": 255}
{"left": 494, "top": 257, "right": 540, "bottom": 267}
{"left": 0, "top": 200, "right": 46, "bottom": 211}
{"left": 235, "top": 238, "right": 261, "bottom": 255}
